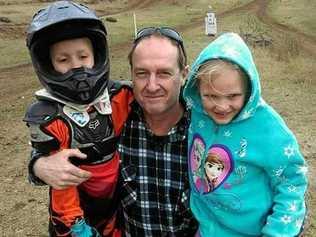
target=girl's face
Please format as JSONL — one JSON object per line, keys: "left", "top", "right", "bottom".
{"left": 50, "top": 37, "right": 94, "bottom": 74}
{"left": 205, "top": 161, "right": 224, "bottom": 180}
{"left": 199, "top": 69, "right": 247, "bottom": 124}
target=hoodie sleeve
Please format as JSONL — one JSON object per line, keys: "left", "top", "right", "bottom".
{"left": 261, "top": 133, "right": 308, "bottom": 236}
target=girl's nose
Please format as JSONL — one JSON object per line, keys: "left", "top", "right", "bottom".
{"left": 214, "top": 98, "right": 230, "bottom": 110}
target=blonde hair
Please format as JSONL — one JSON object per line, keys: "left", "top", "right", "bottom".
{"left": 196, "top": 59, "right": 249, "bottom": 93}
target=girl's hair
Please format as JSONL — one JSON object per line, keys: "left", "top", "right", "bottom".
{"left": 196, "top": 59, "right": 249, "bottom": 94}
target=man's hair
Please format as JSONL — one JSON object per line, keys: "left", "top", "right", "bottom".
{"left": 127, "top": 33, "right": 187, "bottom": 71}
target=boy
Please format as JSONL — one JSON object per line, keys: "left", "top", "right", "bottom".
{"left": 183, "top": 32, "right": 308, "bottom": 236}
{"left": 23, "top": 1, "right": 133, "bottom": 236}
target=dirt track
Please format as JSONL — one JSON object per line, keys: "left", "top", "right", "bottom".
{"left": 0, "top": 0, "right": 315, "bottom": 74}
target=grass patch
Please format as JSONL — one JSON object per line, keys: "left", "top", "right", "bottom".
{"left": 0, "top": 39, "right": 30, "bottom": 68}
{"left": 106, "top": 0, "right": 255, "bottom": 80}
{"left": 268, "top": 0, "right": 316, "bottom": 38}
{"left": 0, "top": 4, "right": 43, "bottom": 24}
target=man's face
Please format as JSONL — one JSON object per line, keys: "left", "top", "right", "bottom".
{"left": 131, "top": 36, "right": 187, "bottom": 118}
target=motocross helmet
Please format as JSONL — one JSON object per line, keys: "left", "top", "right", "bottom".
{"left": 26, "top": 1, "right": 109, "bottom": 105}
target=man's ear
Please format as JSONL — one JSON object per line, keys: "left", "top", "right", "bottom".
{"left": 181, "top": 65, "right": 190, "bottom": 86}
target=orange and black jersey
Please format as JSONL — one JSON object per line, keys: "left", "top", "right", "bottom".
{"left": 24, "top": 80, "right": 134, "bottom": 236}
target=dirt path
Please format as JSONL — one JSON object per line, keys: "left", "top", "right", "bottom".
{"left": 250, "top": 0, "right": 316, "bottom": 55}
{"left": 218, "top": 0, "right": 316, "bottom": 55}
{"left": 1, "top": 0, "right": 315, "bottom": 74}
{"left": 0, "top": 0, "right": 155, "bottom": 72}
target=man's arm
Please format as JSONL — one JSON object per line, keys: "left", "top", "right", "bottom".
{"left": 32, "top": 149, "right": 91, "bottom": 190}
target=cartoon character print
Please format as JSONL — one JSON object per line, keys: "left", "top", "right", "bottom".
{"left": 189, "top": 135, "right": 234, "bottom": 194}
{"left": 189, "top": 134, "right": 206, "bottom": 186}
{"left": 203, "top": 145, "right": 234, "bottom": 193}
{"left": 204, "top": 152, "right": 225, "bottom": 192}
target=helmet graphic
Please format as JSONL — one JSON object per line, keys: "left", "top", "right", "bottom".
{"left": 26, "top": 1, "right": 109, "bottom": 104}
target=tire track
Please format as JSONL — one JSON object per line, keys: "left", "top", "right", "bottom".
{"left": 0, "top": 0, "right": 155, "bottom": 74}
{"left": 250, "top": 0, "right": 316, "bottom": 56}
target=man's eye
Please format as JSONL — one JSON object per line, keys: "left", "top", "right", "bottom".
{"left": 135, "top": 72, "right": 147, "bottom": 78}
{"left": 158, "top": 72, "right": 172, "bottom": 78}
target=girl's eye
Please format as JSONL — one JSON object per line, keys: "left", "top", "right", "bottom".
{"left": 204, "top": 94, "right": 217, "bottom": 100}
{"left": 228, "top": 94, "right": 241, "bottom": 99}
{"left": 158, "top": 71, "right": 172, "bottom": 79}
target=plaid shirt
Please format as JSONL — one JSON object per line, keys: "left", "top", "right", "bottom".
{"left": 118, "top": 101, "right": 198, "bottom": 237}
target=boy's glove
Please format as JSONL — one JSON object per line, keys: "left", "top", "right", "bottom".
{"left": 71, "top": 219, "right": 101, "bottom": 237}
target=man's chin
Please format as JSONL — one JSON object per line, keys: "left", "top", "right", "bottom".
{"left": 143, "top": 104, "right": 166, "bottom": 116}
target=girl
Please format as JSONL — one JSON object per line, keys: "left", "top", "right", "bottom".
{"left": 184, "top": 32, "right": 308, "bottom": 236}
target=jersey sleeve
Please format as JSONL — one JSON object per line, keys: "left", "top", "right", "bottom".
{"left": 110, "top": 86, "right": 134, "bottom": 135}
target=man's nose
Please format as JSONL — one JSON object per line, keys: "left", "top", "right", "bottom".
{"left": 146, "top": 74, "right": 160, "bottom": 91}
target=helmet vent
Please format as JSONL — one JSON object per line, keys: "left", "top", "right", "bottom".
{"left": 58, "top": 6, "right": 69, "bottom": 10}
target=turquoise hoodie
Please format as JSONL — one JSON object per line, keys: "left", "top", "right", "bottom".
{"left": 183, "top": 33, "right": 308, "bottom": 236}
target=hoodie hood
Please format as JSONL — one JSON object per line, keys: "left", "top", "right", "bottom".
{"left": 184, "top": 32, "right": 261, "bottom": 123}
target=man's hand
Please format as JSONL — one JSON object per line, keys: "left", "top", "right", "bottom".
{"left": 33, "top": 149, "right": 91, "bottom": 190}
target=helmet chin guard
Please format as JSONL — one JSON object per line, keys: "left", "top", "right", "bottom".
{"left": 40, "top": 66, "right": 109, "bottom": 104}
{"left": 26, "top": 1, "right": 109, "bottom": 105}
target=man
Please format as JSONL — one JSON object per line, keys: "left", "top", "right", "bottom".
{"left": 29, "top": 27, "right": 198, "bottom": 236}
{"left": 118, "top": 27, "right": 197, "bottom": 236}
